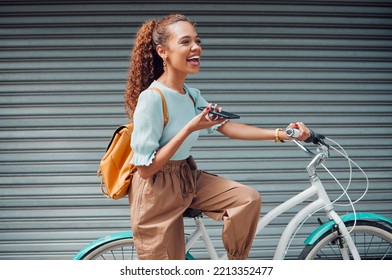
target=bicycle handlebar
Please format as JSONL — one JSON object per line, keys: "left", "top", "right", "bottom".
{"left": 304, "top": 130, "right": 326, "bottom": 145}
{"left": 286, "top": 128, "right": 327, "bottom": 145}
{"left": 286, "top": 128, "right": 329, "bottom": 158}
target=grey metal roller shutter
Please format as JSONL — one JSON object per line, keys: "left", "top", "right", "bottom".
{"left": 0, "top": 0, "right": 391, "bottom": 259}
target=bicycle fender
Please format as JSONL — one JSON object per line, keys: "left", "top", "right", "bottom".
{"left": 304, "top": 212, "right": 392, "bottom": 245}
{"left": 72, "top": 231, "right": 133, "bottom": 260}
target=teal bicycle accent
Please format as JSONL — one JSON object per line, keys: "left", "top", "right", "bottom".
{"left": 185, "top": 251, "right": 196, "bottom": 260}
{"left": 73, "top": 231, "right": 133, "bottom": 260}
{"left": 305, "top": 212, "right": 392, "bottom": 245}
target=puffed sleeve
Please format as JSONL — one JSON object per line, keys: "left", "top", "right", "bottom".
{"left": 189, "top": 87, "right": 229, "bottom": 134}
{"left": 130, "top": 89, "right": 165, "bottom": 166}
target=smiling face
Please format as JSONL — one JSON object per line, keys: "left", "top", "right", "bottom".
{"left": 157, "top": 20, "right": 202, "bottom": 77}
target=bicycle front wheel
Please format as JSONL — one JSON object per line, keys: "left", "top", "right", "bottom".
{"left": 81, "top": 237, "right": 138, "bottom": 260}
{"left": 299, "top": 220, "right": 392, "bottom": 260}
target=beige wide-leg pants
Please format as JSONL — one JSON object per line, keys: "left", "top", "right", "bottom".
{"left": 129, "top": 156, "right": 261, "bottom": 260}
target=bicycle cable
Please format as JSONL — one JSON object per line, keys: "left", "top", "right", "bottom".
{"left": 324, "top": 137, "right": 369, "bottom": 207}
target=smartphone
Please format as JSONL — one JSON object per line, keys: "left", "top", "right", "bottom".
{"left": 197, "top": 106, "right": 240, "bottom": 119}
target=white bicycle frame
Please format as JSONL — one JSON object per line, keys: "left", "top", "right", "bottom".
{"left": 185, "top": 140, "right": 361, "bottom": 260}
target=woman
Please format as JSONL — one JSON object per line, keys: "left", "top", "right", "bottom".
{"left": 124, "top": 14, "right": 310, "bottom": 260}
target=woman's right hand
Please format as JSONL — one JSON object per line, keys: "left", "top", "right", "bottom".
{"left": 186, "top": 104, "right": 227, "bottom": 132}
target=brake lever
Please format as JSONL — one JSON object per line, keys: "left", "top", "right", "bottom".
{"left": 293, "top": 140, "right": 315, "bottom": 156}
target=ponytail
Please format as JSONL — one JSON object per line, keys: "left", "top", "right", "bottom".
{"left": 124, "top": 19, "right": 162, "bottom": 119}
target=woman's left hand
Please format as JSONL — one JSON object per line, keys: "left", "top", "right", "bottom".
{"left": 205, "top": 104, "right": 226, "bottom": 121}
{"left": 287, "top": 122, "right": 311, "bottom": 142}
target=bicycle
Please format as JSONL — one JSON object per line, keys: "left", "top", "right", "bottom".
{"left": 73, "top": 130, "right": 392, "bottom": 260}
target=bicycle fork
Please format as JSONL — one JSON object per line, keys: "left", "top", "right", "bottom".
{"left": 332, "top": 223, "right": 350, "bottom": 259}
{"left": 308, "top": 151, "right": 361, "bottom": 260}
{"left": 312, "top": 174, "right": 361, "bottom": 259}
{"left": 327, "top": 210, "right": 360, "bottom": 259}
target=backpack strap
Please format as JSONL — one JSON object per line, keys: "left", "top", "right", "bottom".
{"left": 104, "top": 124, "right": 128, "bottom": 151}
{"left": 149, "top": 87, "right": 168, "bottom": 125}
{"left": 148, "top": 86, "right": 195, "bottom": 125}
{"left": 186, "top": 89, "right": 195, "bottom": 105}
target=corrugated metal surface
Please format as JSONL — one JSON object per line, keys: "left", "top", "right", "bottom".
{"left": 0, "top": 0, "right": 391, "bottom": 259}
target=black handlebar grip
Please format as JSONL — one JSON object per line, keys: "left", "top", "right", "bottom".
{"left": 304, "top": 130, "right": 326, "bottom": 144}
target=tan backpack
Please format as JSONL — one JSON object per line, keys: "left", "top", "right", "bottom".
{"left": 97, "top": 87, "right": 168, "bottom": 199}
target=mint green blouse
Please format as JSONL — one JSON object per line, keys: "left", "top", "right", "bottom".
{"left": 131, "top": 80, "right": 221, "bottom": 166}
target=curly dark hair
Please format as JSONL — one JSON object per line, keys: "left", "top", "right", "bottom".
{"left": 124, "top": 14, "right": 193, "bottom": 120}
